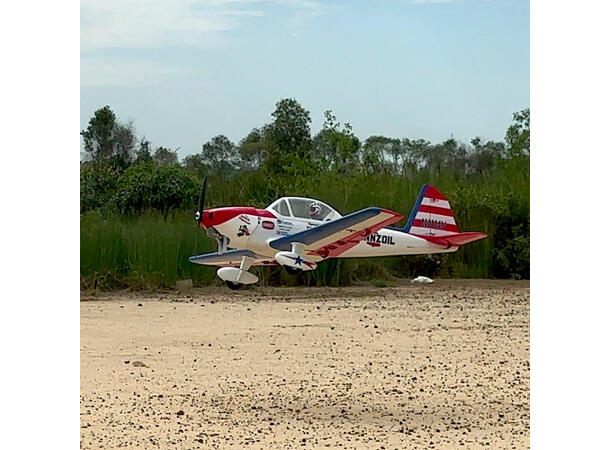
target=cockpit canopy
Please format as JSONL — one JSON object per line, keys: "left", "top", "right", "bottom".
{"left": 266, "top": 197, "right": 342, "bottom": 221}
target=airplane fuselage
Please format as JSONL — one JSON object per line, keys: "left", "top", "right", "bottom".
{"left": 207, "top": 208, "right": 458, "bottom": 262}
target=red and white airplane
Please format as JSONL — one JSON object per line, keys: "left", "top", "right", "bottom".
{"left": 190, "top": 180, "right": 486, "bottom": 289}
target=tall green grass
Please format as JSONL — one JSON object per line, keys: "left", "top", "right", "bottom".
{"left": 80, "top": 211, "right": 217, "bottom": 290}
{"left": 81, "top": 163, "right": 528, "bottom": 290}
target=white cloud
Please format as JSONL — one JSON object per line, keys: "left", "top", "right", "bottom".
{"left": 81, "top": 0, "right": 336, "bottom": 85}
{"left": 81, "top": 0, "right": 329, "bottom": 52}
{"left": 82, "top": 0, "right": 244, "bottom": 51}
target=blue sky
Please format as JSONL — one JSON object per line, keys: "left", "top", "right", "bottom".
{"left": 81, "top": 0, "right": 529, "bottom": 159}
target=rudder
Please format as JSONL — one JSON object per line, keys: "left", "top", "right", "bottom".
{"left": 405, "top": 185, "right": 459, "bottom": 237}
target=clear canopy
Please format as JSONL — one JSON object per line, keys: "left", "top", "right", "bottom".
{"left": 267, "top": 197, "right": 341, "bottom": 221}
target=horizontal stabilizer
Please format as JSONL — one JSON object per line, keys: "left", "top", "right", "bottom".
{"left": 419, "top": 232, "right": 487, "bottom": 247}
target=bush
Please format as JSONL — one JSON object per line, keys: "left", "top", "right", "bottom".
{"left": 492, "top": 220, "right": 530, "bottom": 279}
{"left": 80, "top": 162, "right": 123, "bottom": 213}
{"left": 113, "top": 162, "right": 199, "bottom": 214}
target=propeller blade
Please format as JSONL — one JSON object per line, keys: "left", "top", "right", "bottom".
{"left": 196, "top": 176, "right": 207, "bottom": 226}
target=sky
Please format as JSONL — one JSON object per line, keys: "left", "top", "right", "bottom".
{"left": 80, "top": 0, "right": 529, "bottom": 160}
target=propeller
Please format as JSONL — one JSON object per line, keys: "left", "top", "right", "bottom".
{"left": 195, "top": 176, "right": 207, "bottom": 227}
{"left": 193, "top": 176, "right": 227, "bottom": 254}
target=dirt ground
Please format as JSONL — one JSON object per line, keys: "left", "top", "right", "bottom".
{"left": 80, "top": 280, "right": 529, "bottom": 449}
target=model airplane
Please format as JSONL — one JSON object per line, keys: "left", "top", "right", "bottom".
{"left": 190, "top": 179, "right": 487, "bottom": 289}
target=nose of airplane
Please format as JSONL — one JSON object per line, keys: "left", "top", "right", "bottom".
{"left": 201, "top": 207, "right": 240, "bottom": 228}
{"left": 200, "top": 209, "right": 215, "bottom": 228}
{"left": 199, "top": 206, "right": 275, "bottom": 229}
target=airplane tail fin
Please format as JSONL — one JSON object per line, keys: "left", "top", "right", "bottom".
{"left": 405, "top": 184, "right": 487, "bottom": 246}
{"left": 405, "top": 184, "right": 459, "bottom": 236}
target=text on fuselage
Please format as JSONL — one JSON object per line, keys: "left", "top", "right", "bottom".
{"left": 364, "top": 234, "right": 395, "bottom": 245}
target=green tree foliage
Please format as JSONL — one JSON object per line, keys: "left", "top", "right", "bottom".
{"left": 265, "top": 99, "right": 312, "bottom": 173}
{"left": 135, "top": 138, "right": 153, "bottom": 164}
{"left": 81, "top": 105, "right": 116, "bottom": 160}
{"left": 492, "top": 220, "right": 530, "bottom": 279}
{"left": 80, "top": 105, "right": 136, "bottom": 167}
{"left": 114, "top": 162, "right": 197, "bottom": 214}
{"left": 80, "top": 161, "right": 122, "bottom": 213}
{"left": 469, "top": 137, "right": 506, "bottom": 173}
{"left": 201, "top": 135, "right": 239, "bottom": 173}
{"left": 238, "top": 128, "right": 268, "bottom": 169}
{"left": 270, "top": 98, "right": 312, "bottom": 154}
{"left": 153, "top": 147, "right": 179, "bottom": 166}
{"left": 361, "top": 136, "right": 401, "bottom": 174}
{"left": 313, "top": 111, "right": 360, "bottom": 172}
{"left": 419, "top": 139, "right": 469, "bottom": 174}
{"left": 402, "top": 138, "right": 431, "bottom": 170}
{"left": 182, "top": 154, "right": 206, "bottom": 178}
{"left": 112, "top": 121, "right": 137, "bottom": 168}
{"left": 505, "top": 108, "right": 530, "bottom": 157}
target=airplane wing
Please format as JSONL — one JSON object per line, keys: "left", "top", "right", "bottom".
{"left": 269, "top": 207, "right": 403, "bottom": 258}
{"left": 189, "top": 249, "right": 278, "bottom": 267}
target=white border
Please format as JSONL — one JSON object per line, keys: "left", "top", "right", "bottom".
{"left": 532, "top": 1, "right": 610, "bottom": 448}
{"left": 3, "top": 0, "right": 79, "bottom": 447}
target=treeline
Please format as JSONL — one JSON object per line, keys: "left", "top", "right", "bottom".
{"left": 80, "top": 99, "right": 529, "bottom": 290}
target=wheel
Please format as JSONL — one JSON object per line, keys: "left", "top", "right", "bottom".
{"left": 226, "top": 281, "right": 242, "bottom": 290}
{"left": 285, "top": 266, "right": 303, "bottom": 276}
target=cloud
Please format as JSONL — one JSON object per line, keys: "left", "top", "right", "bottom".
{"left": 81, "top": 0, "right": 337, "bottom": 86}
{"left": 82, "top": 0, "right": 248, "bottom": 51}
{"left": 81, "top": 0, "right": 330, "bottom": 52}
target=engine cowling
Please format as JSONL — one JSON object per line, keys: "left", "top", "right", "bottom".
{"left": 274, "top": 251, "right": 317, "bottom": 271}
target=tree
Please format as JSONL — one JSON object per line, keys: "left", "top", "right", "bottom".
{"left": 264, "top": 99, "right": 312, "bottom": 174}
{"left": 311, "top": 110, "right": 338, "bottom": 167}
{"left": 505, "top": 108, "right": 530, "bottom": 157}
{"left": 312, "top": 111, "right": 360, "bottom": 172}
{"left": 439, "top": 138, "right": 469, "bottom": 173}
{"left": 135, "top": 138, "right": 153, "bottom": 164}
{"left": 361, "top": 136, "right": 401, "bottom": 174}
{"left": 410, "top": 138, "right": 469, "bottom": 174}
{"left": 81, "top": 105, "right": 136, "bottom": 167}
{"left": 238, "top": 128, "right": 269, "bottom": 169}
{"left": 182, "top": 153, "right": 206, "bottom": 178}
{"left": 469, "top": 137, "right": 505, "bottom": 173}
{"left": 153, "top": 147, "right": 178, "bottom": 166}
{"left": 402, "top": 138, "right": 431, "bottom": 169}
{"left": 81, "top": 105, "right": 116, "bottom": 160}
{"left": 270, "top": 98, "right": 311, "bottom": 155}
{"left": 111, "top": 120, "right": 136, "bottom": 168}
{"left": 201, "top": 135, "right": 239, "bottom": 173}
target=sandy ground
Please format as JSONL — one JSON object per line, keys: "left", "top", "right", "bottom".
{"left": 81, "top": 280, "right": 529, "bottom": 449}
